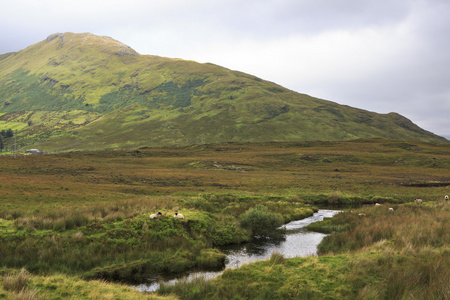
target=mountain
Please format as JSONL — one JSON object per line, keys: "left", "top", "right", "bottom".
{"left": 0, "top": 32, "right": 447, "bottom": 152}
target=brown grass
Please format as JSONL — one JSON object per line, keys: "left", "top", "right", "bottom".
{"left": 0, "top": 140, "right": 449, "bottom": 217}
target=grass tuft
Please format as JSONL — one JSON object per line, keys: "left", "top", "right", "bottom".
{"left": 269, "top": 251, "right": 285, "bottom": 265}
{"left": 3, "top": 268, "right": 30, "bottom": 293}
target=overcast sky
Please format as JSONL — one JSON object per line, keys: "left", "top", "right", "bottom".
{"left": 1, "top": 0, "right": 449, "bottom": 139}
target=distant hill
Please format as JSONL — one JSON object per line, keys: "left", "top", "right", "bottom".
{"left": 0, "top": 32, "right": 447, "bottom": 152}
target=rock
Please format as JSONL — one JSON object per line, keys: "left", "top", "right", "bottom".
{"left": 46, "top": 33, "right": 65, "bottom": 43}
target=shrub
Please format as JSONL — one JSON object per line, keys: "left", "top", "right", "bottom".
{"left": 239, "top": 205, "right": 284, "bottom": 238}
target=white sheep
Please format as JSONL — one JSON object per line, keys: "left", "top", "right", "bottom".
{"left": 388, "top": 207, "right": 394, "bottom": 211}
{"left": 174, "top": 212, "right": 184, "bottom": 219}
{"left": 358, "top": 213, "right": 366, "bottom": 217}
{"left": 150, "top": 212, "right": 162, "bottom": 219}
{"left": 375, "top": 203, "right": 381, "bottom": 206}
{"left": 445, "top": 195, "right": 449, "bottom": 201}
{"left": 414, "top": 199, "right": 423, "bottom": 204}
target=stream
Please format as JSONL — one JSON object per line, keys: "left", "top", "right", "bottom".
{"left": 134, "top": 209, "right": 341, "bottom": 293}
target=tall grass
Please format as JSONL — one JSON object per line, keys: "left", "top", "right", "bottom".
{"left": 383, "top": 249, "right": 449, "bottom": 299}
{"left": 2, "top": 268, "right": 41, "bottom": 300}
{"left": 159, "top": 204, "right": 450, "bottom": 299}
{"left": 0, "top": 269, "right": 174, "bottom": 299}
{"left": 3, "top": 268, "right": 30, "bottom": 293}
{"left": 317, "top": 204, "right": 450, "bottom": 255}
{"left": 0, "top": 198, "right": 305, "bottom": 283}
{"left": 1, "top": 196, "right": 252, "bottom": 283}
{"left": 12, "top": 197, "right": 175, "bottom": 232}
{"left": 314, "top": 204, "right": 450, "bottom": 299}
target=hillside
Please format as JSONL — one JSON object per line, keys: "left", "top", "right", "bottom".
{"left": 0, "top": 32, "right": 447, "bottom": 152}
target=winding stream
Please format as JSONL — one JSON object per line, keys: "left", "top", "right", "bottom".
{"left": 134, "top": 209, "right": 341, "bottom": 293}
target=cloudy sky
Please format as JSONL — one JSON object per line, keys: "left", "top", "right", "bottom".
{"left": 1, "top": 0, "right": 449, "bottom": 139}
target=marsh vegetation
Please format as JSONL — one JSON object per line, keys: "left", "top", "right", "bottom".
{"left": 0, "top": 139, "right": 449, "bottom": 299}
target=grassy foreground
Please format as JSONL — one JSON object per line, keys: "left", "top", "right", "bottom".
{"left": 0, "top": 139, "right": 449, "bottom": 299}
{"left": 1, "top": 268, "right": 174, "bottom": 300}
{"left": 158, "top": 203, "right": 449, "bottom": 299}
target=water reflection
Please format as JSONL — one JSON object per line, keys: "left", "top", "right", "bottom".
{"left": 222, "top": 209, "right": 339, "bottom": 269}
{"left": 134, "top": 209, "right": 341, "bottom": 292}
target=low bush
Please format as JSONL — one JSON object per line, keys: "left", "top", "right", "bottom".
{"left": 239, "top": 205, "right": 284, "bottom": 238}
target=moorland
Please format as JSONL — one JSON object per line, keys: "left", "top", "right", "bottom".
{"left": 0, "top": 139, "right": 449, "bottom": 299}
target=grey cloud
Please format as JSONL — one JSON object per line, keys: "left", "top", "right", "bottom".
{"left": 194, "top": 0, "right": 414, "bottom": 38}
{"left": 0, "top": 0, "right": 449, "bottom": 138}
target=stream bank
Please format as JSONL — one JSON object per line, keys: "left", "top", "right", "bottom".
{"left": 134, "top": 209, "right": 341, "bottom": 293}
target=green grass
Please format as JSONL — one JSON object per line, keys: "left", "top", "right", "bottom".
{"left": 315, "top": 203, "right": 450, "bottom": 255}
{"left": 0, "top": 268, "right": 175, "bottom": 299}
{"left": 0, "top": 203, "right": 247, "bottom": 282}
{"left": 159, "top": 203, "right": 450, "bottom": 299}
{"left": 158, "top": 255, "right": 356, "bottom": 299}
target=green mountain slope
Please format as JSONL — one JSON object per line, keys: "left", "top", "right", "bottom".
{"left": 0, "top": 32, "right": 447, "bottom": 152}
